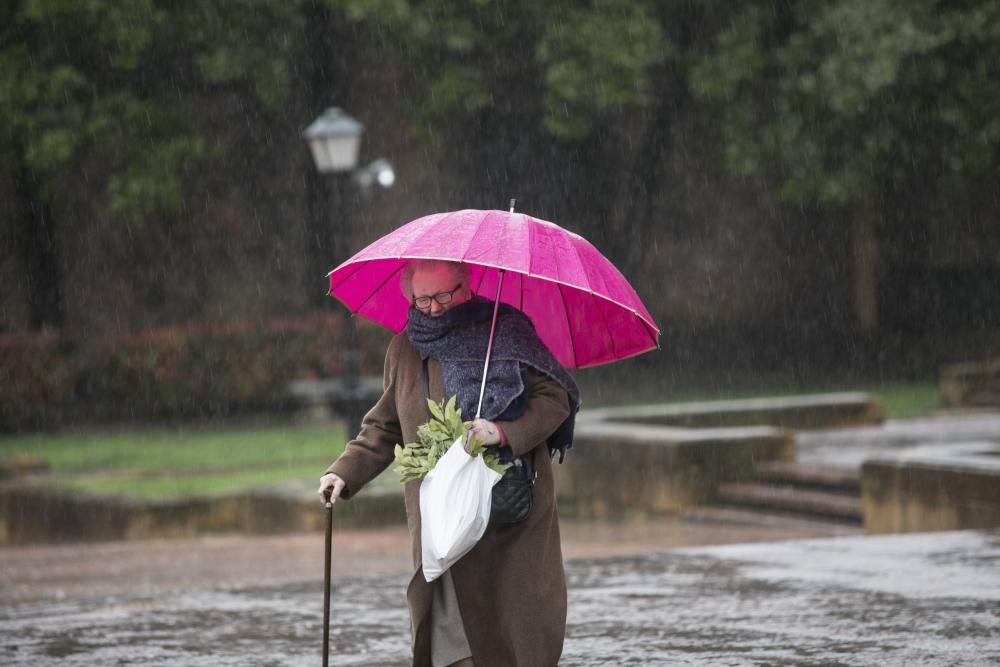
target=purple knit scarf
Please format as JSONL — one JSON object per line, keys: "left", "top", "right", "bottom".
{"left": 405, "top": 296, "right": 580, "bottom": 460}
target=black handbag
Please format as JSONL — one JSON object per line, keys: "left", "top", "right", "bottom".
{"left": 423, "top": 359, "right": 534, "bottom": 525}
{"left": 489, "top": 447, "right": 534, "bottom": 525}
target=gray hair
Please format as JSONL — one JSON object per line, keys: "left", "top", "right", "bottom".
{"left": 399, "top": 259, "right": 470, "bottom": 299}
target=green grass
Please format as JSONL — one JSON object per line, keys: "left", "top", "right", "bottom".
{"left": 866, "top": 383, "right": 942, "bottom": 419}
{"left": 0, "top": 424, "right": 345, "bottom": 473}
{"left": 0, "top": 423, "right": 349, "bottom": 500}
{"left": 0, "top": 382, "right": 942, "bottom": 501}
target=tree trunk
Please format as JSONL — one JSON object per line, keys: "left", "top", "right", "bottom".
{"left": 14, "top": 158, "right": 64, "bottom": 329}
{"left": 302, "top": 0, "right": 354, "bottom": 309}
{"left": 852, "top": 206, "right": 879, "bottom": 335}
{"left": 610, "top": 89, "right": 679, "bottom": 281}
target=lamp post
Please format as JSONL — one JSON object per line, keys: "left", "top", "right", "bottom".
{"left": 303, "top": 107, "right": 394, "bottom": 437}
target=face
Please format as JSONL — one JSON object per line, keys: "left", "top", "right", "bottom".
{"left": 410, "top": 265, "right": 470, "bottom": 317}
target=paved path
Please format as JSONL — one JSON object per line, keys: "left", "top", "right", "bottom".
{"left": 1, "top": 518, "right": 845, "bottom": 605}
{"left": 2, "top": 527, "right": 998, "bottom": 665}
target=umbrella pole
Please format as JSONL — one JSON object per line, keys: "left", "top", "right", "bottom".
{"left": 322, "top": 500, "right": 333, "bottom": 667}
{"left": 474, "top": 269, "right": 505, "bottom": 420}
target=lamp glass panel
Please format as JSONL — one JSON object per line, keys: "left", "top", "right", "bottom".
{"left": 319, "top": 135, "right": 361, "bottom": 172}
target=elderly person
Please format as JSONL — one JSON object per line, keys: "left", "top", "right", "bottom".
{"left": 319, "top": 258, "right": 580, "bottom": 667}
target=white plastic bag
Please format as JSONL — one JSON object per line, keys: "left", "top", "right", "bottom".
{"left": 420, "top": 435, "right": 503, "bottom": 582}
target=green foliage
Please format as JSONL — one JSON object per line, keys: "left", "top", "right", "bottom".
{"left": 1, "top": 0, "right": 303, "bottom": 221}
{"left": 3, "top": 0, "right": 997, "bottom": 340}
{"left": 0, "top": 312, "right": 378, "bottom": 430}
{"left": 180, "top": 1, "right": 303, "bottom": 111}
{"left": 689, "top": 0, "right": 1000, "bottom": 204}
{"left": 0, "top": 332, "right": 78, "bottom": 430}
{"left": 329, "top": 0, "right": 670, "bottom": 139}
{"left": 536, "top": 0, "right": 668, "bottom": 138}
{"left": 93, "top": 314, "right": 358, "bottom": 414}
{"left": 424, "top": 64, "right": 492, "bottom": 118}
{"left": 393, "top": 396, "right": 509, "bottom": 482}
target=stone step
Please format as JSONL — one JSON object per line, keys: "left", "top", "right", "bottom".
{"left": 752, "top": 461, "right": 860, "bottom": 493}
{"left": 579, "top": 392, "right": 884, "bottom": 430}
{"left": 682, "top": 505, "right": 864, "bottom": 534}
{"left": 714, "top": 482, "right": 863, "bottom": 523}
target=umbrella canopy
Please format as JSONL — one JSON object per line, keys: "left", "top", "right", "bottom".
{"left": 328, "top": 209, "right": 660, "bottom": 369}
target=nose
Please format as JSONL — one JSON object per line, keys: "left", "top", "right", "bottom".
{"left": 429, "top": 300, "right": 446, "bottom": 316}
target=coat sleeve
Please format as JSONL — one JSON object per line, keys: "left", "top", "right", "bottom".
{"left": 325, "top": 336, "right": 404, "bottom": 499}
{"left": 495, "top": 367, "right": 571, "bottom": 459}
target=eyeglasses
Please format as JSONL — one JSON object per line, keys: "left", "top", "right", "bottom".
{"left": 413, "top": 284, "right": 463, "bottom": 309}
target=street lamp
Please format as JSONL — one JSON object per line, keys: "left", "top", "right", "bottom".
{"left": 302, "top": 107, "right": 395, "bottom": 437}
{"left": 302, "top": 107, "right": 396, "bottom": 187}
{"left": 302, "top": 107, "right": 363, "bottom": 173}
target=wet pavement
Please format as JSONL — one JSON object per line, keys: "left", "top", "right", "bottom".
{"left": 4, "top": 412, "right": 1000, "bottom": 665}
{"left": 3, "top": 529, "right": 998, "bottom": 666}
{"left": 0, "top": 519, "right": 851, "bottom": 606}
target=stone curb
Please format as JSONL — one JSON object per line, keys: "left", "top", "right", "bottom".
{"left": 578, "top": 392, "right": 884, "bottom": 430}
{"left": 0, "top": 483, "right": 406, "bottom": 545}
{"left": 861, "top": 441, "right": 1000, "bottom": 533}
{"left": 557, "top": 422, "right": 796, "bottom": 519}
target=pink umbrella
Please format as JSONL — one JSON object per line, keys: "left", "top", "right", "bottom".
{"left": 328, "top": 207, "right": 660, "bottom": 370}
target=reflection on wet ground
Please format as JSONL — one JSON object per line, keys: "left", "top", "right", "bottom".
{"left": 3, "top": 530, "right": 998, "bottom": 666}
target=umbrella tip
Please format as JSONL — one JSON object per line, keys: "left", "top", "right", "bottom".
{"left": 509, "top": 198, "right": 516, "bottom": 213}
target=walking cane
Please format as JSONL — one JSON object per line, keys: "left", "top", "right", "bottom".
{"left": 323, "top": 493, "right": 333, "bottom": 666}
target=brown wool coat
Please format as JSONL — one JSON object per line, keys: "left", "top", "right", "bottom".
{"left": 327, "top": 333, "right": 571, "bottom": 667}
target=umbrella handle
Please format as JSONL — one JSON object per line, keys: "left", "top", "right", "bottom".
{"left": 322, "top": 501, "right": 333, "bottom": 667}
{"left": 474, "top": 268, "right": 505, "bottom": 420}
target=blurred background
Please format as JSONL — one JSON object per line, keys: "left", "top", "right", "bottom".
{"left": 1, "top": 0, "right": 999, "bottom": 499}
{"left": 3, "top": 8, "right": 999, "bottom": 664}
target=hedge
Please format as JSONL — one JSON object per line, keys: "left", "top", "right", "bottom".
{"left": 0, "top": 313, "right": 390, "bottom": 431}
